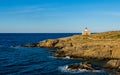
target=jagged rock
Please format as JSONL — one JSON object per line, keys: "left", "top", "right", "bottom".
{"left": 67, "top": 62, "right": 98, "bottom": 71}
{"left": 51, "top": 50, "right": 66, "bottom": 58}
{"left": 23, "top": 43, "right": 38, "bottom": 47}
{"left": 103, "top": 60, "right": 120, "bottom": 71}
{"left": 37, "top": 39, "right": 58, "bottom": 48}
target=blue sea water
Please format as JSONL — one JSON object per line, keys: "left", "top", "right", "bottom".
{"left": 0, "top": 33, "right": 111, "bottom": 75}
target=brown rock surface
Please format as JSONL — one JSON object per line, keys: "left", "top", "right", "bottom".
{"left": 25, "top": 31, "right": 120, "bottom": 59}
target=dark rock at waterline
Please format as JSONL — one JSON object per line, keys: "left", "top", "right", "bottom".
{"left": 103, "top": 59, "right": 120, "bottom": 72}
{"left": 22, "top": 43, "right": 38, "bottom": 47}
{"left": 51, "top": 50, "right": 66, "bottom": 58}
{"left": 67, "top": 62, "right": 100, "bottom": 71}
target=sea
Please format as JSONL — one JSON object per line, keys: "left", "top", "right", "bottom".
{"left": 0, "top": 33, "right": 112, "bottom": 75}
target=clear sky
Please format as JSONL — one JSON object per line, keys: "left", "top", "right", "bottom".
{"left": 0, "top": 0, "right": 120, "bottom": 33}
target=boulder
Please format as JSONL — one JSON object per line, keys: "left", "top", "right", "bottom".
{"left": 37, "top": 39, "right": 59, "bottom": 48}
{"left": 103, "top": 60, "right": 120, "bottom": 70}
{"left": 23, "top": 43, "right": 38, "bottom": 47}
{"left": 67, "top": 62, "right": 97, "bottom": 71}
{"left": 51, "top": 50, "right": 66, "bottom": 58}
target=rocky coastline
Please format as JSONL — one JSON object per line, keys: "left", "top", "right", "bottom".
{"left": 24, "top": 31, "right": 120, "bottom": 73}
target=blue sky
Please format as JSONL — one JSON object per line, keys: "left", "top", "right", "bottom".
{"left": 0, "top": 0, "right": 120, "bottom": 33}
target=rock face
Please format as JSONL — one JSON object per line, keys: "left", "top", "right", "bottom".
{"left": 24, "top": 31, "right": 120, "bottom": 72}
{"left": 23, "top": 43, "right": 38, "bottom": 47}
{"left": 37, "top": 39, "right": 58, "bottom": 48}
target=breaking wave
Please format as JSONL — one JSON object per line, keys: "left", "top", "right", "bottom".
{"left": 58, "top": 65, "right": 105, "bottom": 74}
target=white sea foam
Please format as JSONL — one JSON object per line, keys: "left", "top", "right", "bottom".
{"left": 58, "top": 65, "right": 104, "bottom": 73}
{"left": 48, "top": 56, "right": 72, "bottom": 59}
{"left": 64, "top": 56, "right": 71, "bottom": 59}
{"left": 58, "top": 65, "right": 69, "bottom": 72}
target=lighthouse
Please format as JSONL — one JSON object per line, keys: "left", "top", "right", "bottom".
{"left": 82, "top": 27, "right": 91, "bottom": 35}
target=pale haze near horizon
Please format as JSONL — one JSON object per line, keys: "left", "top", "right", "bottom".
{"left": 0, "top": 0, "right": 120, "bottom": 33}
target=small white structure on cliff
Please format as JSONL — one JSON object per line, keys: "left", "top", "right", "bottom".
{"left": 82, "top": 27, "right": 91, "bottom": 35}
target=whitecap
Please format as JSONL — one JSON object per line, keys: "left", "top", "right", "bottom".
{"left": 58, "top": 65, "right": 69, "bottom": 72}
{"left": 58, "top": 65, "right": 105, "bottom": 73}
{"left": 92, "top": 70, "right": 105, "bottom": 73}
{"left": 48, "top": 56, "right": 72, "bottom": 59}
{"left": 64, "top": 56, "right": 71, "bottom": 59}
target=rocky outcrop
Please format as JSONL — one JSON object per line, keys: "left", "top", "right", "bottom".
{"left": 67, "top": 62, "right": 100, "bottom": 71}
{"left": 24, "top": 31, "right": 120, "bottom": 72}
{"left": 103, "top": 60, "right": 120, "bottom": 72}
{"left": 23, "top": 43, "right": 38, "bottom": 47}
{"left": 25, "top": 31, "right": 120, "bottom": 59}
{"left": 37, "top": 39, "right": 59, "bottom": 48}
{"left": 51, "top": 50, "right": 66, "bottom": 57}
